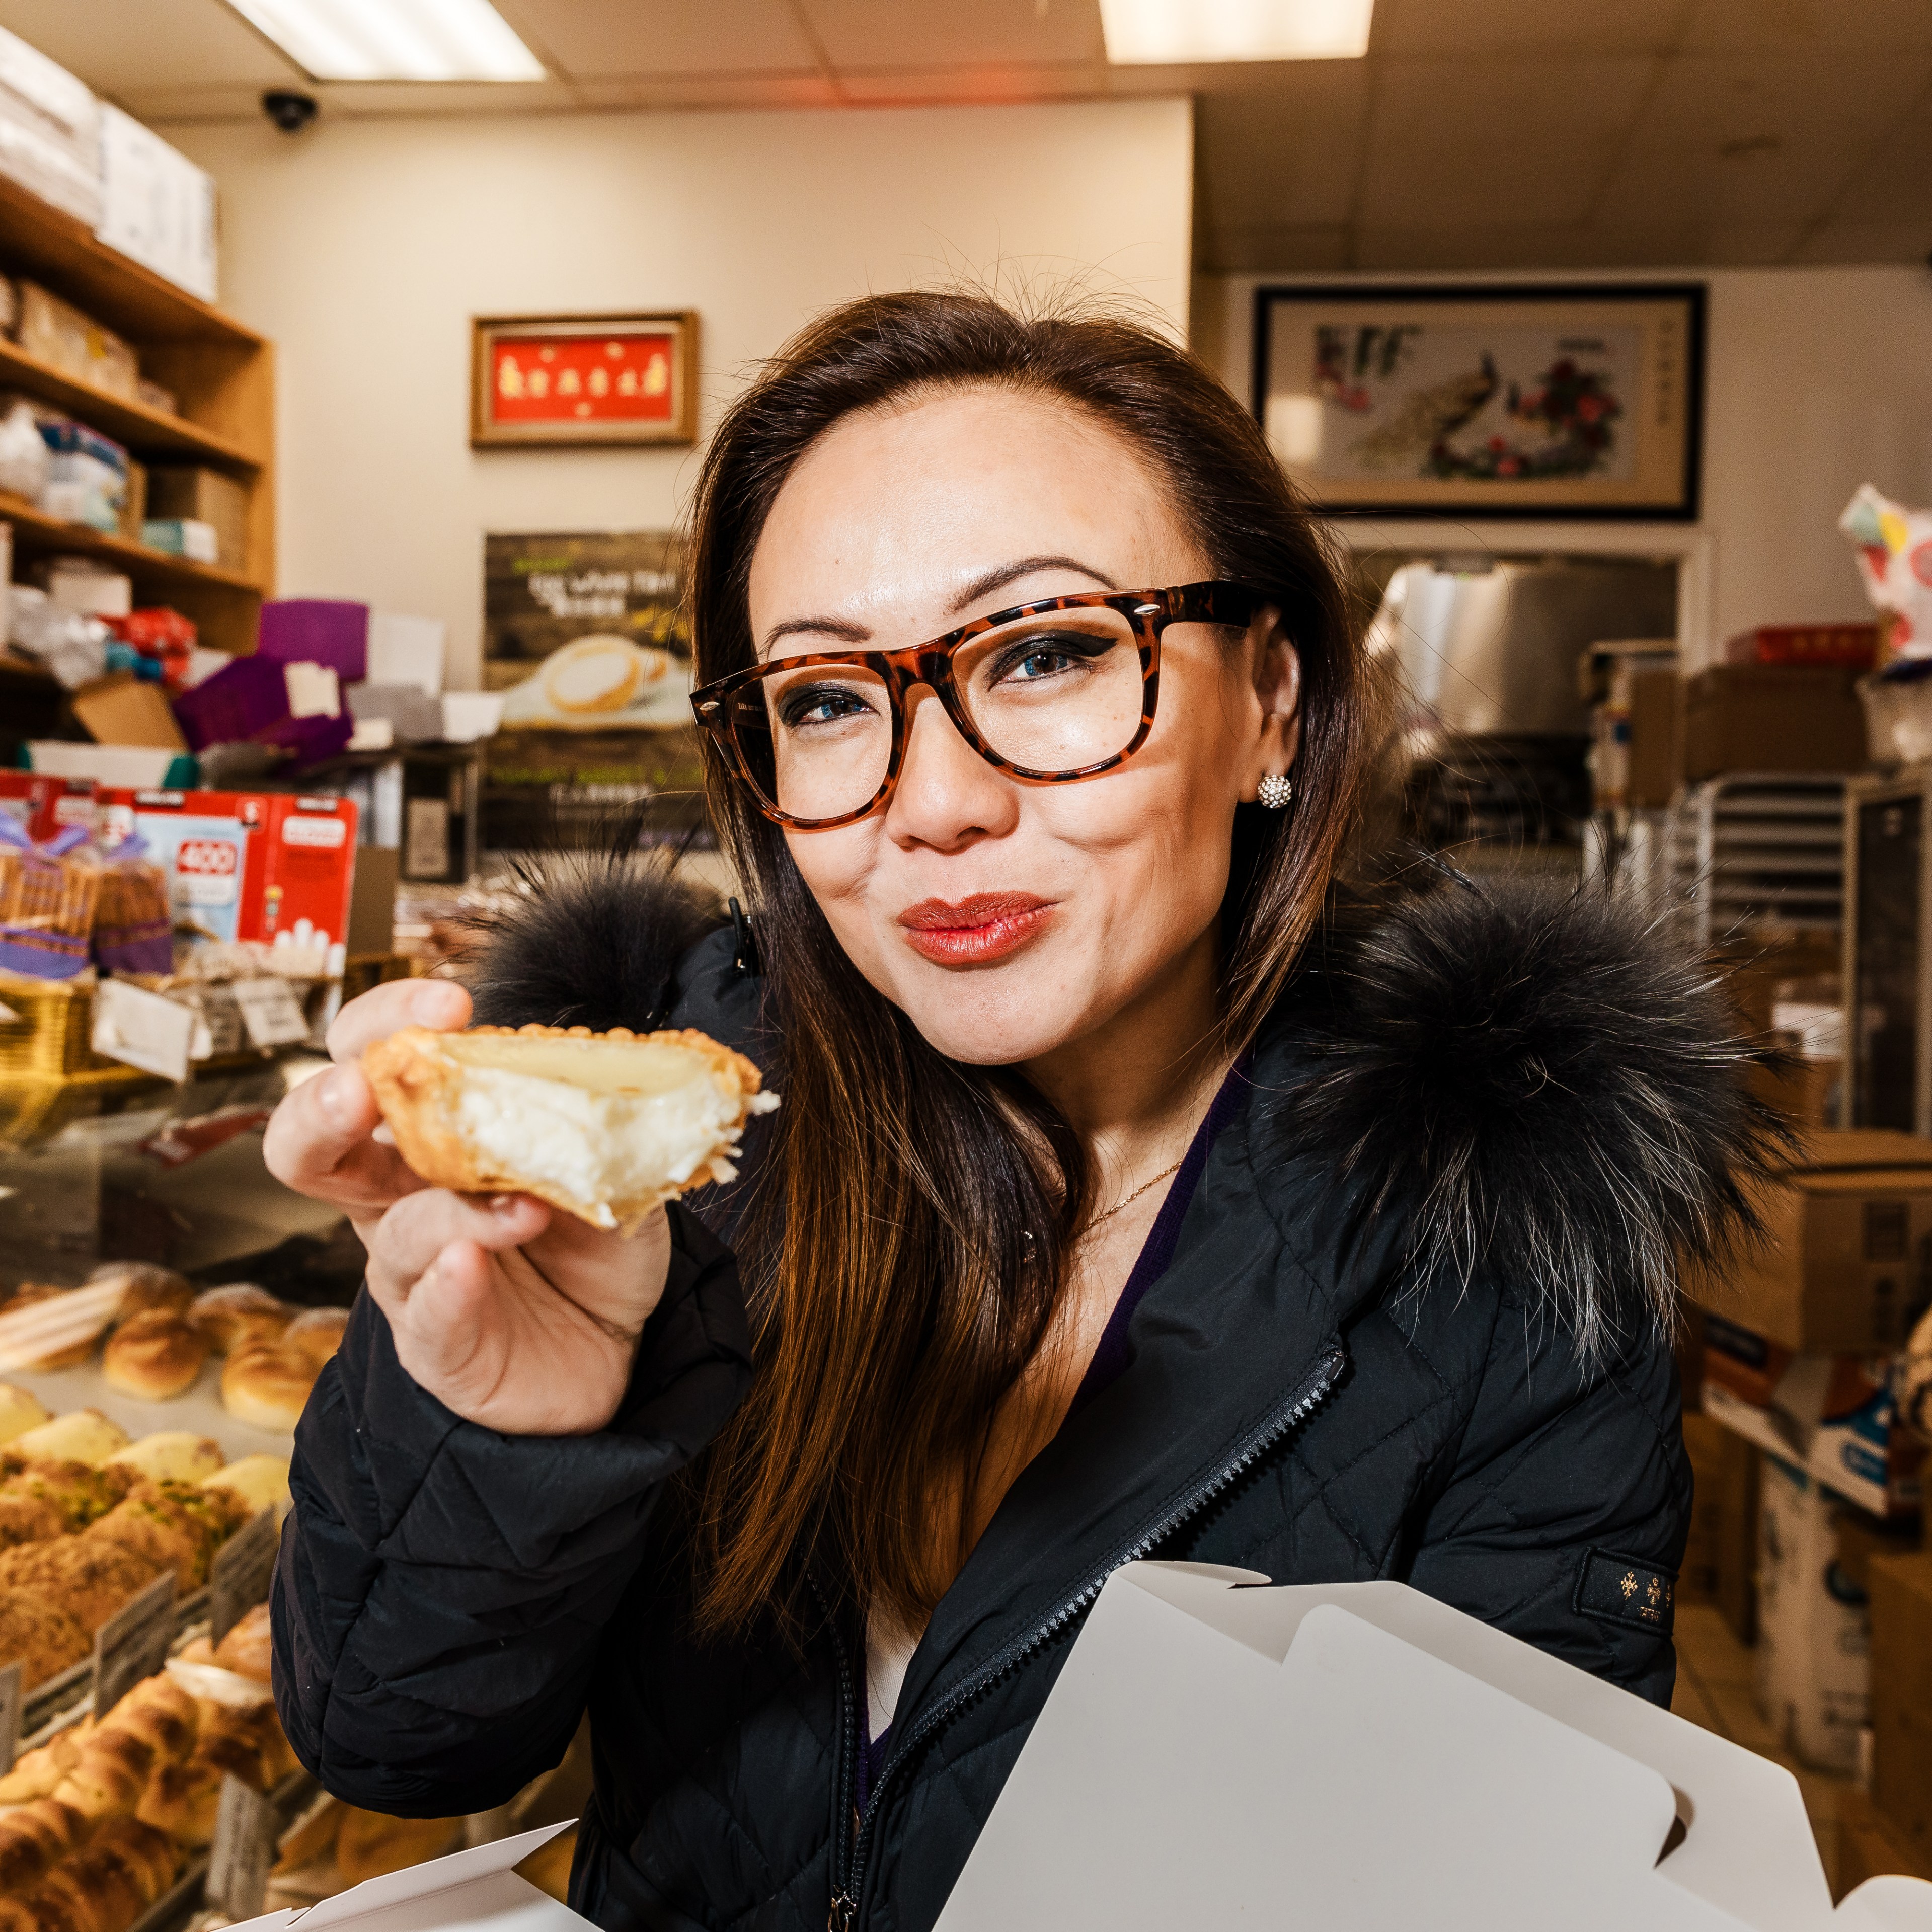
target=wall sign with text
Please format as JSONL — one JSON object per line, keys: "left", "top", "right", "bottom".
{"left": 471, "top": 312, "right": 698, "bottom": 448}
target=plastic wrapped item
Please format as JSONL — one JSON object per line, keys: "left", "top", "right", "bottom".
{"left": 105, "top": 605, "right": 196, "bottom": 691}
{"left": 0, "top": 820, "right": 101, "bottom": 979}
{"left": 7, "top": 584, "right": 109, "bottom": 689}
{"left": 36, "top": 418, "right": 128, "bottom": 535}
{"left": 0, "top": 396, "right": 48, "bottom": 499}
{"left": 1840, "top": 483, "right": 1932, "bottom": 660}
{"left": 90, "top": 829, "right": 172, "bottom": 974}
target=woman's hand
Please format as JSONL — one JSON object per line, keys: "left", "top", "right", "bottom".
{"left": 263, "top": 977, "right": 672, "bottom": 1435}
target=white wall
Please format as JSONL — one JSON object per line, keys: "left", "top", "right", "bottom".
{"left": 169, "top": 100, "right": 1194, "bottom": 686}
{"left": 1196, "top": 267, "right": 1932, "bottom": 669}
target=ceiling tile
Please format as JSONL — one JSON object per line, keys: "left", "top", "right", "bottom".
{"left": 1357, "top": 137, "right": 1623, "bottom": 226}
{"left": 494, "top": 0, "right": 821, "bottom": 80}
{"left": 0, "top": 0, "right": 298, "bottom": 91}
{"left": 800, "top": 0, "right": 1103, "bottom": 70}
{"left": 1195, "top": 66, "right": 1370, "bottom": 228}
{"left": 1200, "top": 223, "right": 1352, "bottom": 272}
{"left": 1594, "top": 136, "right": 1872, "bottom": 229}
{"left": 1679, "top": 0, "right": 1932, "bottom": 54}
{"left": 1374, "top": 0, "right": 1693, "bottom": 57}
{"left": 1790, "top": 221, "right": 1932, "bottom": 264}
{"left": 1811, "top": 82, "right": 1932, "bottom": 225}
{"left": 1368, "top": 54, "right": 1660, "bottom": 144}
{"left": 833, "top": 65, "right": 1103, "bottom": 104}
{"left": 1634, "top": 50, "right": 1932, "bottom": 142}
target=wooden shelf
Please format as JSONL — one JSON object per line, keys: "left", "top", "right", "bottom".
{"left": 0, "top": 172, "right": 258, "bottom": 349}
{"left": 0, "top": 491, "right": 259, "bottom": 592}
{"left": 0, "top": 336, "right": 260, "bottom": 474}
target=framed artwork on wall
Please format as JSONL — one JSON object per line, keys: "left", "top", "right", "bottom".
{"left": 471, "top": 311, "right": 699, "bottom": 448}
{"left": 1252, "top": 283, "right": 1705, "bottom": 520}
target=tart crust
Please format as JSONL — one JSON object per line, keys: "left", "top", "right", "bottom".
{"left": 361, "top": 1022, "right": 774, "bottom": 1232}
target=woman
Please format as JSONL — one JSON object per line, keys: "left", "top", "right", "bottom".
{"left": 265, "top": 292, "right": 1774, "bottom": 1932}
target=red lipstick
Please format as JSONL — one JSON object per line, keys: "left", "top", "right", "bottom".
{"left": 897, "top": 892, "right": 1054, "bottom": 965}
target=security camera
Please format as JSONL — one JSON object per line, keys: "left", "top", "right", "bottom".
{"left": 262, "top": 90, "right": 318, "bottom": 134}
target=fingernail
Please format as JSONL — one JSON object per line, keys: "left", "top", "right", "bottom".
{"left": 317, "top": 1067, "right": 351, "bottom": 1120}
{"left": 489, "top": 1194, "right": 520, "bottom": 1213}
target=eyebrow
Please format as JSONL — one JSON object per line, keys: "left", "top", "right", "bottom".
{"left": 758, "top": 554, "right": 1121, "bottom": 656}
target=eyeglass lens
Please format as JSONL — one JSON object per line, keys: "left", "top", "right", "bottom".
{"left": 727, "top": 605, "right": 1145, "bottom": 821}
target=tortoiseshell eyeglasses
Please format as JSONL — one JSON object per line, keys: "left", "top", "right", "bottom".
{"left": 689, "top": 580, "right": 1262, "bottom": 829}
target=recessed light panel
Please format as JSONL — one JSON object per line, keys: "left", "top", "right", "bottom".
{"left": 226, "top": 0, "right": 545, "bottom": 82}
{"left": 1099, "top": 0, "right": 1374, "bottom": 63}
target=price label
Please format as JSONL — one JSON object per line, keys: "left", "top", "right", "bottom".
{"left": 92, "top": 978, "right": 196, "bottom": 1083}
{"left": 211, "top": 1508, "right": 280, "bottom": 1645}
{"left": 207, "top": 1772, "right": 277, "bottom": 1919}
{"left": 233, "top": 976, "right": 311, "bottom": 1048}
{"left": 93, "top": 1572, "right": 176, "bottom": 1721}
{"left": 0, "top": 1661, "right": 21, "bottom": 1774}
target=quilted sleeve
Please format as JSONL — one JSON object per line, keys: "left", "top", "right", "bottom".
{"left": 270, "top": 1203, "right": 753, "bottom": 1816}
{"left": 1404, "top": 1297, "right": 1693, "bottom": 1707}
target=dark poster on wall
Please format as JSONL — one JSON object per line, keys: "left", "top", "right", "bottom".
{"left": 481, "top": 530, "right": 703, "bottom": 852}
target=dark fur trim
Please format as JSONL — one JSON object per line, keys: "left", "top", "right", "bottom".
{"left": 1275, "top": 875, "right": 1792, "bottom": 1358}
{"left": 461, "top": 851, "right": 724, "bottom": 1034}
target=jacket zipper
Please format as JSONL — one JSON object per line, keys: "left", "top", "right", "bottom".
{"left": 824, "top": 1339, "right": 1346, "bottom": 1930}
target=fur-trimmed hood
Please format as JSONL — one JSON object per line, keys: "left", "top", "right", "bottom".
{"left": 461, "top": 854, "right": 1784, "bottom": 1356}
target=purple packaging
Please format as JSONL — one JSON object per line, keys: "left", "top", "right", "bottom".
{"left": 173, "top": 655, "right": 288, "bottom": 751}
{"left": 257, "top": 599, "right": 369, "bottom": 684}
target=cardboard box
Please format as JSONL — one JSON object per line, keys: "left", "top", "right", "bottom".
{"left": 258, "top": 795, "right": 358, "bottom": 976}
{"left": 1870, "top": 1552, "right": 1932, "bottom": 1861}
{"left": 146, "top": 465, "right": 248, "bottom": 570}
{"left": 1683, "top": 1410, "right": 1760, "bottom": 1642}
{"left": 936, "top": 1562, "right": 1932, "bottom": 1931}
{"left": 0, "top": 772, "right": 94, "bottom": 842}
{"left": 97, "top": 787, "right": 271, "bottom": 951}
{"left": 70, "top": 672, "right": 187, "bottom": 751}
{"left": 1725, "top": 625, "right": 1881, "bottom": 671}
{"left": 1692, "top": 1129, "right": 1932, "bottom": 1352}
{"left": 1701, "top": 1315, "right": 1923, "bottom": 1517}
{"left": 1681, "top": 665, "right": 1867, "bottom": 781}
{"left": 1627, "top": 664, "right": 1685, "bottom": 808}
{"left": 1755, "top": 1453, "right": 1873, "bottom": 1775}
{"left": 94, "top": 103, "right": 217, "bottom": 304}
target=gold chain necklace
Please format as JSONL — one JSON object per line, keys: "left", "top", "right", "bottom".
{"left": 1082, "top": 1154, "right": 1185, "bottom": 1236}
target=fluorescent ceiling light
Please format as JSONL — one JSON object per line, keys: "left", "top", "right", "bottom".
{"left": 225, "top": 0, "right": 545, "bottom": 82}
{"left": 1100, "top": 0, "right": 1373, "bottom": 62}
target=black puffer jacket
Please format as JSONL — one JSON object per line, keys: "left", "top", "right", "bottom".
{"left": 272, "top": 869, "right": 1778, "bottom": 1932}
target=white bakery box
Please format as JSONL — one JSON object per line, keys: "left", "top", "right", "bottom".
{"left": 229, "top": 1564, "right": 1932, "bottom": 1932}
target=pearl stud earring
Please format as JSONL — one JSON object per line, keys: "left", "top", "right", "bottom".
{"left": 1257, "top": 773, "right": 1293, "bottom": 810}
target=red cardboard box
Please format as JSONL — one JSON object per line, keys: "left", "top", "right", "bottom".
{"left": 97, "top": 788, "right": 272, "bottom": 950}
{"left": 256, "top": 795, "right": 358, "bottom": 975}
{"left": 1723, "top": 623, "right": 1880, "bottom": 670}
{"left": 0, "top": 772, "right": 97, "bottom": 842}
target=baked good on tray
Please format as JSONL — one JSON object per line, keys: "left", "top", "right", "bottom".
{"left": 188, "top": 1284, "right": 292, "bottom": 1354}
{"left": 361, "top": 1023, "right": 779, "bottom": 1233}
{"left": 102, "top": 1313, "right": 212, "bottom": 1402}
{"left": 220, "top": 1306, "right": 346, "bottom": 1432}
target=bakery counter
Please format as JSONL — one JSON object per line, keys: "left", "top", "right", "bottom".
{"left": 0, "top": 1060, "right": 362, "bottom": 1309}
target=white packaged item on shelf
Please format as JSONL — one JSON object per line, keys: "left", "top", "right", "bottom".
{"left": 440, "top": 692, "right": 504, "bottom": 742}
{"left": 934, "top": 1562, "right": 1930, "bottom": 1932}
{"left": 9, "top": 589, "right": 109, "bottom": 687}
{"left": 0, "top": 397, "right": 49, "bottom": 499}
{"left": 0, "top": 23, "right": 100, "bottom": 227}
{"left": 27, "top": 739, "right": 179, "bottom": 787}
{"left": 366, "top": 609, "right": 446, "bottom": 694}
{"left": 45, "top": 555, "right": 132, "bottom": 618}
{"left": 95, "top": 102, "right": 217, "bottom": 303}
{"left": 1754, "top": 1453, "right": 1872, "bottom": 1775}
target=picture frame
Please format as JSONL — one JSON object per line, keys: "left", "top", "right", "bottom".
{"left": 1252, "top": 283, "right": 1704, "bottom": 521}
{"left": 471, "top": 311, "right": 699, "bottom": 449}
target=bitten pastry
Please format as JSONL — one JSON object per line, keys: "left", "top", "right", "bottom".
{"left": 188, "top": 1284, "right": 291, "bottom": 1354}
{"left": 102, "top": 1314, "right": 212, "bottom": 1401}
{"left": 361, "top": 1023, "right": 779, "bottom": 1233}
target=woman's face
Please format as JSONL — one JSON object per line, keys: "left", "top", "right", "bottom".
{"left": 745, "top": 384, "right": 1299, "bottom": 1068}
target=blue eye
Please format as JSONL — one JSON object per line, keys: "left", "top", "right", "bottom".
{"left": 778, "top": 684, "right": 879, "bottom": 730}
{"left": 989, "top": 631, "right": 1112, "bottom": 687}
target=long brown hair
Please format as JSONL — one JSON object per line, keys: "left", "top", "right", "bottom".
{"left": 685, "top": 290, "right": 1367, "bottom": 1631}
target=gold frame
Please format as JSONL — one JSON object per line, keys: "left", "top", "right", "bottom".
{"left": 470, "top": 311, "right": 699, "bottom": 449}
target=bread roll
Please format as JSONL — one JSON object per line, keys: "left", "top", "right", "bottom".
{"left": 212, "top": 1600, "right": 273, "bottom": 1685}
{"left": 102, "top": 1315, "right": 211, "bottom": 1402}
{"left": 334, "top": 1809, "right": 462, "bottom": 1886}
{"left": 220, "top": 1344, "right": 317, "bottom": 1433}
{"left": 0, "top": 1384, "right": 51, "bottom": 1447}
{"left": 134, "top": 1754, "right": 221, "bottom": 1848}
{"left": 106, "top": 1431, "right": 223, "bottom": 1486}
{"left": 86, "top": 1816, "right": 180, "bottom": 1905}
{"left": 0, "top": 1723, "right": 91, "bottom": 1803}
{"left": 87, "top": 1263, "right": 193, "bottom": 1325}
{"left": 0, "top": 1800, "right": 86, "bottom": 1893}
{"left": 29, "top": 1845, "right": 146, "bottom": 1932}
{"left": 52, "top": 1726, "right": 154, "bottom": 1819}
{"left": 202, "top": 1454, "right": 290, "bottom": 1517}
{"left": 282, "top": 1306, "right": 347, "bottom": 1366}
{"left": 194, "top": 1701, "right": 293, "bottom": 1794}
{"left": 100, "top": 1672, "right": 198, "bottom": 1760}
{"left": 188, "top": 1285, "right": 291, "bottom": 1355}
{"left": 362, "top": 1023, "right": 777, "bottom": 1233}
{"left": 0, "top": 1587, "right": 89, "bottom": 1689}
{"left": 13, "top": 1412, "right": 129, "bottom": 1469}
{"left": 0, "top": 1537, "right": 163, "bottom": 1633}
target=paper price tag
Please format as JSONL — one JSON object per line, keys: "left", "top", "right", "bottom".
{"left": 211, "top": 1507, "right": 280, "bottom": 1644}
{"left": 233, "top": 975, "right": 310, "bottom": 1048}
{"left": 0, "top": 1661, "right": 21, "bottom": 1774}
{"left": 91, "top": 977, "right": 195, "bottom": 1082}
{"left": 93, "top": 1572, "right": 176, "bottom": 1720}
{"left": 207, "top": 1772, "right": 278, "bottom": 1918}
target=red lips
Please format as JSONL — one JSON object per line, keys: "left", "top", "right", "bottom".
{"left": 897, "top": 892, "right": 1054, "bottom": 965}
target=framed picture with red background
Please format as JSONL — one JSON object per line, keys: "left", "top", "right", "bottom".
{"left": 471, "top": 311, "right": 699, "bottom": 448}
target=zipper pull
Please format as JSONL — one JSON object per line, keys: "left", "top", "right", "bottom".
{"left": 828, "top": 1891, "right": 857, "bottom": 1931}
